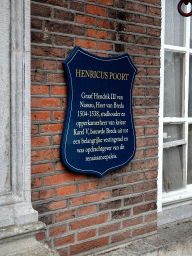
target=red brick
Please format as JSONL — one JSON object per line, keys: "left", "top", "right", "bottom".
{"left": 57, "top": 248, "right": 68, "bottom": 256}
{"left": 132, "top": 159, "right": 158, "bottom": 172}
{"left": 146, "top": 127, "right": 158, "bottom": 136}
{"left": 76, "top": 38, "right": 96, "bottom": 49}
{"left": 32, "top": 31, "right": 50, "bottom": 44}
{"left": 145, "top": 191, "right": 157, "bottom": 202}
{"left": 127, "top": 45, "right": 146, "bottom": 55}
{"left": 51, "top": 85, "right": 67, "bottom": 95}
{"left": 112, "top": 186, "right": 132, "bottom": 197}
{"left": 45, "top": 21, "right": 86, "bottom": 36}
{"left": 54, "top": 9, "right": 74, "bottom": 21}
{"left": 148, "top": 28, "right": 160, "bottom": 37}
{"left": 31, "top": 163, "right": 54, "bottom": 175}
{"left": 135, "top": 57, "right": 160, "bottom": 66}
{"left": 31, "top": 111, "right": 51, "bottom": 121}
{"left": 54, "top": 234, "right": 74, "bottom": 247}
{"left": 124, "top": 195, "right": 143, "bottom": 206}
{"left": 99, "top": 200, "right": 121, "bottom": 211}
{"left": 145, "top": 170, "right": 157, "bottom": 180}
{"left": 63, "top": 98, "right": 67, "bottom": 108}
{"left": 31, "top": 136, "right": 51, "bottom": 147}
{"left": 70, "top": 1, "right": 85, "bottom": 11}
{"left": 31, "top": 149, "right": 59, "bottom": 162}
{"left": 87, "top": 29, "right": 107, "bottom": 39}
{"left": 40, "top": 215, "right": 53, "bottom": 225}
{"left": 147, "top": 48, "right": 160, "bottom": 56}
{"left": 70, "top": 237, "right": 108, "bottom": 255}
{"left": 115, "top": 0, "right": 126, "bottom": 8}
{"left": 100, "top": 177, "right": 122, "bottom": 188}
{"left": 78, "top": 205, "right": 97, "bottom": 217}
{"left": 55, "top": 210, "right": 76, "bottom": 223}
{"left": 148, "top": 6, "right": 161, "bottom": 16}
{"left": 86, "top": 4, "right": 106, "bottom": 16}
{"left": 56, "top": 161, "right": 65, "bottom": 171}
{"left": 32, "top": 0, "right": 67, "bottom": 8}
{"left": 53, "top": 134, "right": 62, "bottom": 145}
{"left": 133, "top": 88, "right": 145, "bottom": 97}
{"left": 31, "top": 45, "right": 65, "bottom": 58}
{"left": 136, "top": 14, "right": 154, "bottom": 25}
{"left": 133, "top": 202, "right": 157, "bottom": 215}
{"left": 135, "top": 118, "right": 158, "bottom": 126}
{"left": 57, "top": 61, "right": 64, "bottom": 71}
{"left": 56, "top": 185, "right": 76, "bottom": 197}
{"left": 49, "top": 225, "right": 66, "bottom": 237}
{"left": 124, "top": 173, "right": 144, "bottom": 184}
{"left": 70, "top": 191, "right": 110, "bottom": 206}
{"left": 47, "top": 200, "right": 67, "bottom": 211}
{"left": 145, "top": 212, "right": 157, "bottom": 223}
{"left": 79, "top": 181, "right": 98, "bottom": 192}
{"left": 127, "top": 24, "right": 146, "bottom": 34}
{"left": 54, "top": 35, "right": 74, "bottom": 47}
{"left": 133, "top": 181, "right": 157, "bottom": 194}
{"left": 127, "top": 2, "right": 147, "bottom": 13}
{"left": 146, "top": 109, "right": 159, "bottom": 116}
{"left": 44, "top": 172, "right": 85, "bottom": 186}
{"left": 41, "top": 124, "right": 63, "bottom": 133}
{"left": 146, "top": 88, "right": 159, "bottom": 97}
{"left": 123, "top": 216, "right": 143, "bottom": 228}
{"left": 98, "top": 42, "right": 113, "bottom": 51}
{"left": 32, "top": 192, "right": 40, "bottom": 201}
{"left": 31, "top": 98, "right": 60, "bottom": 108}
{"left": 134, "top": 149, "right": 144, "bottom": 160}
{"left": 36, "top": 231, "right": 45, "bottom": 241}
{"left": 31, "top": 59, "right": 56, "bottom": 70}
{"left": 132, "top": 223, "right": 157, "bottom": 237}
{"left": 53, "top": 111, "right": 65, "bottom": 121}
{"left": 97, "top": 19, "right": 114, "bottom": 29}
{"left": 147, "top": 68, "right": 160, "bottom": 76}
{"left": 31, "top": 125, "right": 38, "bottom": 135}
{"left": 77, "top": 229, "right": 96, "bottom": 241}
{"left": 47, "top": 73, "right": 65, "bottom": 83}
{"left": 112, "top": 209, "right": 130, "bottom": 219}
{"left": 31, "top": 177, "right": 41, "bottom": 189}
{"left": 70, "top": 213, "right": 108, "bottom": 230}
{"left": 137, "top": 138, "right": 158, "bottom": 148}
{"left": 133, "top": 108, "right": 145, "bottom": 116}
{"left": 98, "top": 0, "right": 113, "bottom": 5}
{"left": 135, "top": 128, "right": 145, "bottom": 137}
{"left": 137, "top": 67, "right": 147, "bottom": 76}
{"left": 154, "top": 18, "right": 161, "bottom": 26}
{"left": 111, "top": 230, "right": 131, "bottom": 243}
{"left": 98, "top": 222, "right": 120, "bottom": 235}
{"left": 31, "top": 85, "right": 49, "bottom": 95}
{"left": 40, "top": 189, "right": 54, "bottom": 200}
{"left": 145, "top": 148, "right": 158, "bottom": 158}
{"left": 76, "top": 15, "right": 95, "bottom": 26}
{"left": 31, "top": 72, "right": 44, "bottom": 82}
{"left": 31, "top": 4, "right": 51, "bottom": 17}
{"left": 30, "top": 30, "right": 48, "bottom": 44}
{"left": 31, "top": 18, "right": 42, "bottom": 29}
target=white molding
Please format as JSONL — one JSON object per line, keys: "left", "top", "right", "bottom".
{"left": 0, "top": 0, "right": 38, "bottom": 227}
{"left": 158, "top": 0, "right": 192, "bottom": 212}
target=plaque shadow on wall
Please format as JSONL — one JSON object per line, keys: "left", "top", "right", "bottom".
{"left": 60, "top": 47, "right": 137, "bottom": 177}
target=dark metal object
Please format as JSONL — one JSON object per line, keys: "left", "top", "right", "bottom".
{"left": 178, "top": 0, "right": 192, "bottom": 17}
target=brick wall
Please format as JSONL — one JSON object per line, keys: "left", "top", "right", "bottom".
{"left": 31, "top": 0, "right": 161, "bottom": 255}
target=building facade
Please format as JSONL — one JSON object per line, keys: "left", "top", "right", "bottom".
{"left": 31, "top": 0, "right": 160, "bottom": 255}
{"left": 2, "top": 0, "right": 192, "bottom": 256}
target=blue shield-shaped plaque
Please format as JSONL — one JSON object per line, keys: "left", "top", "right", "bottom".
{"left": 61, "top": 47, "right": 137, "bottom": 177}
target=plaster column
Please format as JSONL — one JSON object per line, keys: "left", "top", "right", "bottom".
{"left": 0, "top": 1, "right": 58, "bottom": 255}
